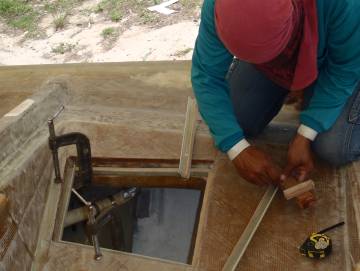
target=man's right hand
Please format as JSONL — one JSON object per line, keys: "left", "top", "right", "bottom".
{"left": 232, "top": 146, "right": 281, "bottom": 186}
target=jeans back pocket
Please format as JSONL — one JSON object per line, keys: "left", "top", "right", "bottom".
{"left": 349, "top": 83, "right": 360, "bottom": 125}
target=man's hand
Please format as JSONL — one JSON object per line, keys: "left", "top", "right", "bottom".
{"left": 232, "top": 146, "right": 281, "bottom": 186}
{"left": 282, "top": 134, "right": 314, "bottom": 182}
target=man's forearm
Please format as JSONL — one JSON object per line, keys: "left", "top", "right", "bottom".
{"left": 227, "top": 124, "right": 318, "bottom": 160}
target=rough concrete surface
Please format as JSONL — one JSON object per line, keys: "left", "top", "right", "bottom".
{"left": 0, "top": 62, "right": 358, "bottom": 271}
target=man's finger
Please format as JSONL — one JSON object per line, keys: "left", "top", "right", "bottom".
{"left": 298, "top": 164, "right": 313, "bottom": 182}
{"left": 281, "top": 163, "right": 294, "bottom": 181}
{"left": 247, "top": 174, "right": 265, "bottom": 186}
{"left": 258, "top": 172, "right": 271, "bottom": 185}
{"left": 298, "top": 171, "right": 307, "bottom": 182}
{"left": 266, "top": 164, "right": 281, "bottom": 184}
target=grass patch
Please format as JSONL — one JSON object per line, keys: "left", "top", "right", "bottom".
{"left": 46, "top": 0, "right": 85, "bottom": 30}
{"left": 53, "top": 13, "right": 67, "bottom": 30}
{"left": 0, "top": 0, "right": 31, "bottom": 16}
{"left": 95, "top": 0, "right": 130, "bottom": 22}
{"left": 179, "top": 0, "right": 201, "bottom": 9}
{"left": 96, "top": 0, "right": 138, "bottom": 23}
{"left": 101, "top": 26, "right": 120, "bottom": 49}
{"left": 95, "top": 0, "right": 165, "bottom": 26}
{"left": 0, "top": 0, "right": 38, "bottom": 31}
{"left": 52, "top": 42, "right": 75, "bottom": 54}
{"left": 110, "top": 10, "right": 122, "bottom": 22}
{"left": 139, "top": 9, "right": 158, "bottom": 24}
{"left": 101, "top": 27, "right": 117, "bottom": 39}
{"left": 45, "top": 0, "right": 84, "bottom": 14}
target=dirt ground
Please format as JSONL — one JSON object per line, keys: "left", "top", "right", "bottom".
{"left": 0, "top": 0, "right": 202, "bottom": 65}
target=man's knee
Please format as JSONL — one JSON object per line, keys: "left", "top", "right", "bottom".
{"left": 312, "top": 133, "right": 349, "bottom": 167}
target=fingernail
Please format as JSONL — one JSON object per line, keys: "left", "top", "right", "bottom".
{"left": 280, "top": 174, "right": 286, "bottom": 181}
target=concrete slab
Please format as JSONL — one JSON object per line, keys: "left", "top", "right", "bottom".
{"left": 0, "top": 62, "right": 358, "bottom": 271}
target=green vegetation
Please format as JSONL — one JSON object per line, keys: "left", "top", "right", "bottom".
{"left": 51, "top": 42, "right": 75, "bottom": 54}
{"left": 44, "top": 0, "right": 84, "bottom": 14}
{"left": 101, "top": 26, "right": 120, "bottom": 49}
{"left": 53, "top": 13, "right": 67, "bottom": 30}
{"left": 0, "top": 0, "right": 85, "bottom": 33}
{"left": 96, "top": 0, "right": 123, "bottom": 22}
{"left": 95, "top": 0, "right": 159, "bottom": 23}
{"left": 0, "top": 0, "right": 38, "bottom": 31}
{"left": 139, "top": 10, "right": 158, "bottom": 24}
{"left": 101, "top": 27, "right": 117, "bottom": 39}
{"left": 110, "top": 10, "right": 122, "bottom": 22}
{"left": 179, "top": 0, "right": 201, "bottom": 9}
{"left": 45, "top": 0, "right": 85, "bottom": 30}
{"left": 0, "top": 0, "right": 202, "bottom": 40}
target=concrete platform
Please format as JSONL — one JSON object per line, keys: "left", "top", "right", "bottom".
{"left": 0, "top": 61, "right": 359, "bottom": 271}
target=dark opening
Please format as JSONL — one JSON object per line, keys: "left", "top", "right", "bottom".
{"left": 60, "top": 158, "right": 210, "bottom": 264}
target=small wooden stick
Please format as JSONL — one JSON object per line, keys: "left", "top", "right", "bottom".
{"left": 283, "top": 180, "right": 315, "bottom": 200}
{"left": 179, "top": 97, "right": 198, "bottom": 179}
{"left": 280, "top": 177, "right": 316, "bottom": 209}
{"left": 222, "top": 186, "right": 278, "bottom": 271}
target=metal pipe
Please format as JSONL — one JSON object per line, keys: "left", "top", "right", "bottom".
{"left": 71, "top": 188, "right": 90, "bottom": 206}
{"left": 87, "top": 205, "right": 102, "bottom": 261}
{"left": 64, "top": 188, "right": 137, "bottom": 227}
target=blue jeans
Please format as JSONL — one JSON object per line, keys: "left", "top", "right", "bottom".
{"left": 228, "top": 60, "right": 360, "bottom": 166}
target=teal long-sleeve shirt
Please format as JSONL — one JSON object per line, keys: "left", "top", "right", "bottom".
{"left": 191, "top": 0, "right": 360, "bottom": 152}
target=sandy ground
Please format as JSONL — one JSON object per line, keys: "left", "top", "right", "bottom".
{"left": 0, "top": 0, "right": 200, "bottom": 65}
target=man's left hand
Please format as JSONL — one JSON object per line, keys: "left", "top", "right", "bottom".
{"left": 281, "top": 134, "right": 314, "bottom": 182}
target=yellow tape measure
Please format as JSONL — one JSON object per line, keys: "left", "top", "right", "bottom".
{"left": 299, "top": 222, "right": 344, "bottom": 259}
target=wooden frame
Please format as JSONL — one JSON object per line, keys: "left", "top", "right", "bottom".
{"left": 222, "top": 186, "right": 279, "bottom": 271}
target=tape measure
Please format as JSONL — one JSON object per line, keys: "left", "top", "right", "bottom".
{"left": 299, "top": 222, "right": 344, "bottom": 259}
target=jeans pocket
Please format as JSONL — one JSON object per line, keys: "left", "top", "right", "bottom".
{"left": 348, "top": 85, "right": 360, "bottom": 125}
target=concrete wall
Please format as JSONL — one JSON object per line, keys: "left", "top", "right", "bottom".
{"left": 0, "top": 82, "right": 69, "bottom": 271}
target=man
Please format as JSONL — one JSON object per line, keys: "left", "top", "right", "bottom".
{"left": 191, "top": 0, "right": 360, "bottom": 185}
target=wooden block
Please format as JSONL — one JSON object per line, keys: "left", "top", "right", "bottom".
{"left": 280, "top": 177, "right": 316, "bottom": 209}
{"left": 283, "top": 180, "right": 315, "bottom": 200}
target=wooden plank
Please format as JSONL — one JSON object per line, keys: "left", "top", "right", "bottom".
{"left": 92, "top": 175, "right": 206, "bottom": 190}
{"left": 191, "top": 156, "right": 219, "bottom": 266}
{"left": 32, "top": 182, "right": 62, "bottom": 270}
{"left": 93, "top": 167, "right": 209, "bottom": 178}
{"left": 90, "top": 157, "right": 214, "bottom": 168}
{"left": 43, "top": 241, "right": 195, "bottom": 271}
{"left": 179, "top": 97, "right": 198, "bottom": 179}
{"left": 222, "top": 186, "right": 278, "bottom": 271}
{"left": 52, "top": 160, "right": 76, "bottom": 241}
